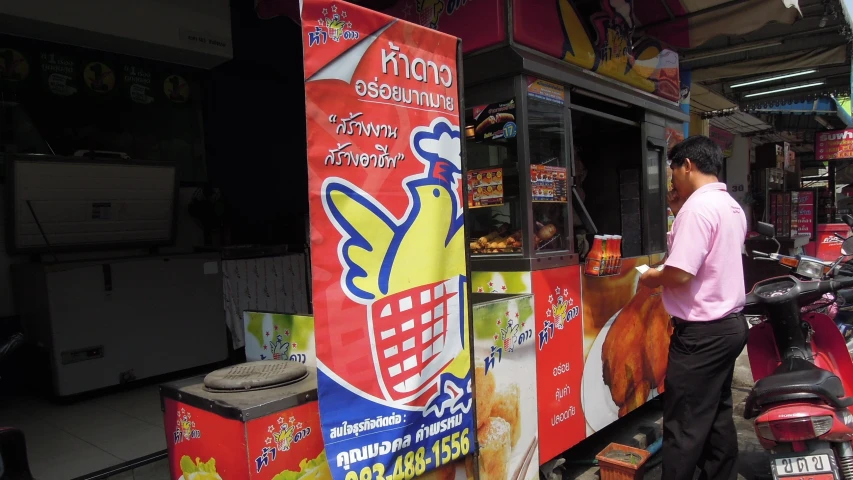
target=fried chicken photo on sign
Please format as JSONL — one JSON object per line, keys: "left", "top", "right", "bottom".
{"left": 490, "top": 383, "right": 521, "bottom": 448}
{"left": 474, "top": 365, "right": 495, "bottom": 427}
{"left": 601, "top": 282, "right": 672, "bottom": 417}
{"left": 477, "top": 417, "right": 511, "bottom": 480}
{"left": 418, "top": 462, "right": 457, "bottom": 480}
{"left": 643, "top": 292, "right": 670, "bottom": 393}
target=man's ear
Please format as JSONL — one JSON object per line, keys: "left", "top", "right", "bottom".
{"left": 682, "top": 158, "right": 694, "bottom": 173}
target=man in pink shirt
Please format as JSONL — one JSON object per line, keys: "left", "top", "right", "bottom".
{"left": 640, "top": 136, "right": 748, "bottom": 480}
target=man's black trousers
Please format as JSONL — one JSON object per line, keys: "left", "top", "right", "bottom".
{"left": 662, "top": 314, "right": 749, "bottom": 480}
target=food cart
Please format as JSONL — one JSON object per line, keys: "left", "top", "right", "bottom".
{"left": 460, "top": 55, "right": 681, "bottom": 467}
{"left": 161, "top": 1, "right": 687, "bottom": 479}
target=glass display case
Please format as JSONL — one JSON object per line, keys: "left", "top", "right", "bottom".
{"left": 464, "top": 76, "right": 575, "bottom": 271}
{"left": 463, "top": 75, "right": 668, "bottom": 272}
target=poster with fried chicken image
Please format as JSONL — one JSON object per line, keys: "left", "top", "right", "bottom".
{"left": 580, "top": 254, "right": 672, "bottom": 436}
{"left": 473, "top": 295, "right": 539, "bottom": 480}
{"left": 244, "top": 312, "right": 316, "bottom": 368}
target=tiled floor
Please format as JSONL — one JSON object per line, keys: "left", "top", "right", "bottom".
{"left": 103, "top": 459, "right": 170, "bottom": 480}
{"left": 0, "top": 385, "right": 169, "bottom": 480}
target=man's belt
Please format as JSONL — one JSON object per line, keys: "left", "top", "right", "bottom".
{"left": 671, "top": 311, "right": 743, "bottom": 326}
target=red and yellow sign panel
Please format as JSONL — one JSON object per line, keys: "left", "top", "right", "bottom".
{"left": 246, "top": 402, "right": 329, "bottom": 480}
{"left": 300, "top": 2, "right": 473, "bottom": 480}
{"left": 164, "top": 399, "right": 247, "bottom": 480}
{"left": 533, "top": 266, "right": 585, "bottom": 464}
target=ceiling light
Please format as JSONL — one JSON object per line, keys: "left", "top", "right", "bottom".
{"left": 731, "top": 70, "right": 818, "bottom": 89}
{"left": 743, "top": 82, "right": 825, "bottom": 98}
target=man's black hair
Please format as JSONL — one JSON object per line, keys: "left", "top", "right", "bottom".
{"left": 668, "top": 135, "right": 723, "bottom": 177}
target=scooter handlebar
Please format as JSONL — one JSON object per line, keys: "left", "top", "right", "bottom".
{"left": 820, "top": 277, "right": 853, "bottom": 294}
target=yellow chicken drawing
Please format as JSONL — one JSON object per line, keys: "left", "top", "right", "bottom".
{"left": 325, "top": 14, "right": 346, "bottom": 42}
{"left": 417, "top": 0, "right": 446, "bottom": 28}
{"left": 552, "top": 298, "right": 569, "bottom": 329}
{"left": 180, "top": 415, "right": 194, "bottom": 441}
{"left": 274, "top": 424, "right": 296, "bottom": 452}
{"left": 321, "top": 117, "right": 470, "bottom": 409}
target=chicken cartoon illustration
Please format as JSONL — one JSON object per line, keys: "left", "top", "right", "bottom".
{"left": 416, "top": 0, "right": 445, "bottom": 28}
{"left": 180, "top": 414, "right": 194, "bottom": 441}
{"left": 558, "top": 0, "right": 659, "bottom": 93}
{"left": 273, "top": 423, "right": 296, "bottom": 452}
{"left": 321, "top": 117, "right": 469, "bottom": 409}
{"left": 270, "top": 334, "right": 290, "bottom": 360}
{"left": 552, "top": 295, "right": 570, "bottom": 329}
{"left": 325, "top": 14, "right": 347, "bottom": 41}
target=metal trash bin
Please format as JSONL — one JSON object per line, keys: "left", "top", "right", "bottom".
{"left": 160, "top": 360, "right": 329, "bottom": 480}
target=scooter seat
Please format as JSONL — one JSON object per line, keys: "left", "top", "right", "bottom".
{"left": 759, "top": 358, "right": 846, "bottom": 398}
{"left": 744, "top": 358, "right": 853, "bottom": 419}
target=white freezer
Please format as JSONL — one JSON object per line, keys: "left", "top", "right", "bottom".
{"left": 12, "top": 253, "right": 228, "bottom": 397}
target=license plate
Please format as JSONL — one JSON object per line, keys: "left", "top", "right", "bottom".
{"left": 773, "top": 454, "right": 835, "bottom": 479}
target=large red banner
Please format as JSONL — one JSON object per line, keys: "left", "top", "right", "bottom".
{"left": 300, "top": 2, "right": 473, "bottom": 480}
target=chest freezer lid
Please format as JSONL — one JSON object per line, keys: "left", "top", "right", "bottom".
{"left": 160, "top": 365, "right": 318, "bottom": 422}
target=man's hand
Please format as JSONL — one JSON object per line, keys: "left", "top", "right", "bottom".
{"left": 639, "top": 268, "right": 662, "bottom": 289}
{"left": 640, "top": 265, "right": 694, "bottom": 289}
{"left": 668, "top": 190, "right": 686, "bottom": 217}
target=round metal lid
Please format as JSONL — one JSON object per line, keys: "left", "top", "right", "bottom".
{"left": 203, "top": 360, "right": 309, "bottom": 392}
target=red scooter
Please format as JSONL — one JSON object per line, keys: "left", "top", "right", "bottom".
{"left": 745, "top": 222, "right": 853, "bottom": 479}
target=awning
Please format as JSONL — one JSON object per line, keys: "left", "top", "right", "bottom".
{"left": 635, "top": 0, "right": 802, "bottom": 49}
{"left": 689, "top": 83, "right": 775, "bottom": 135}
{"left": 834, "top": 95, "right": 853, "bottom": 127}
{"left": 746, "top": 96, "right": 853, "bottom": 128}
{"left": 258, "top": 0, "right": 801, "bottom": 52}
{"left": 690, "top": 45, "right": 848, "bottom": 82}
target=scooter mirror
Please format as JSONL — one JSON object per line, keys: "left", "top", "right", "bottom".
{"left": 756, "top": 222, "right": 775, "bottom": 238}
{"left": 844, "top": 237, "right": 853, "bottom": 256}
{"left": 844, "top": 214, "right": 853, "bottom": 229}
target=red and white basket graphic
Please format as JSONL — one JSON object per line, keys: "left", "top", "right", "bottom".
{"left": 417, "top": 8, "right": 431, "bottom": 26}
{"left": 369, "top": 277, "right": 463, "bottom": 402}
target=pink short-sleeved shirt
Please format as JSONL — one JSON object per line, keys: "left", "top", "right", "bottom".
{"left": 663, "top": 182, "right": 747, "bottom": 321}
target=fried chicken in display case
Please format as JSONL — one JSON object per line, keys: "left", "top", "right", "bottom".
{"left": 469, "top": 223, "right": 561, "bottom": 255}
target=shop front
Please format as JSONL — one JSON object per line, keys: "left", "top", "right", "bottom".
{"left": 279, "top": 2, "right": 685, "bottom": 480}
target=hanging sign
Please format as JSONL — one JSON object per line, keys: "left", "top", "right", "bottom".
{"left": 816, "top": 129, "right": 853, "bottom": 161}
{"left": 0, "top": 48, "right": 30, "bottom": 82}
{"left": 40, "top": 52, "right": 77, "bottom": 96}
{"left": 300, "top": 2, "right": 474, "bottom": 480}
{"left": 124, "top": 64, "right": 154, "bottom": 104}
{"left": 165, "top": 74, "right": 190, "bottom": 103}
{"left": 83, "top": 61, "right": 115, "bottom": 94}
